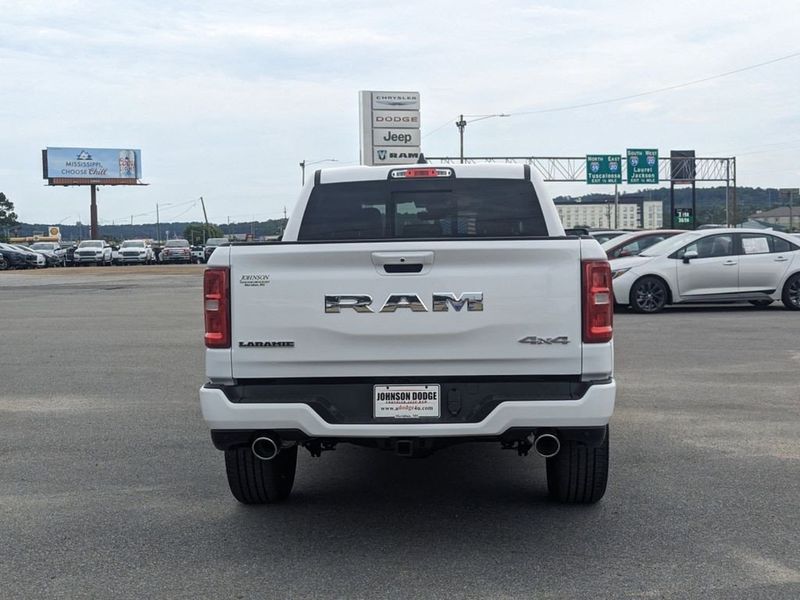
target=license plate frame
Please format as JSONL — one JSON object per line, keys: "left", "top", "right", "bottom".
{"left": 373, "top": 384, "right": 441, "bottom": 419}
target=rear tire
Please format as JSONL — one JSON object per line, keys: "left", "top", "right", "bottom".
{"left": 630, "top": 276, "right": 668, "bottom": 313}
{"left": 224, "top": 444, "right": 297, "bottom": 504}
{"left": 546, "top": 426, "right": 609, "bottom": 504}
{"left": 781, "top": 273, "right": 800, "bottom": 310}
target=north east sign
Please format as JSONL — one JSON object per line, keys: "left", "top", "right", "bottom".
{"left": 586, "top": 155, "right": 622, "bottom": 185}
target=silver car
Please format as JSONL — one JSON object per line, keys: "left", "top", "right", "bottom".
{"left": 609, "top": 228, "right": 800, "bottom": 312}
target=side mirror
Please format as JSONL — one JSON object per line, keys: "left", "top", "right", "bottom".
{"left": 683, "top": 250, "right": 698, "bottom": 264}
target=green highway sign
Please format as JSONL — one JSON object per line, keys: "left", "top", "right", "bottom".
{"left": 586, "top": 155, "right": 622, "bottom": 184}
{"left": 674, "top": 208, "right": 693, "bottom": 225}
{"left": 627, "top": 148, "right": 659, "bottom": 184}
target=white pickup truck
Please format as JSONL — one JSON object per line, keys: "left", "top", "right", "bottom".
{"left": 200, "top": 163, "right": 615, "bottom": 505}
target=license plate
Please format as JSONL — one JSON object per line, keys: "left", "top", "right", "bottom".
{"left": 373, "top": 385, "right": 440, "bottom": 419}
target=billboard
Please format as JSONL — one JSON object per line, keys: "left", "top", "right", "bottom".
{"left": 43, "top": 147, "right": 142, "bottom": 184}
{"left": 359, "top": 91, "right": 421, "bottom": 166}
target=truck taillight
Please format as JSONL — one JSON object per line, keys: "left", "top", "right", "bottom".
{"left": 582, "top": 260, "right": 613, "bottom": 344}
{"left": 204, "top": 267, "right": 230, "bottom": 348}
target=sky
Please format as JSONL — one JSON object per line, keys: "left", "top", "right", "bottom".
{"left": 2, "top": 0, "right": 799, "bottom": 226}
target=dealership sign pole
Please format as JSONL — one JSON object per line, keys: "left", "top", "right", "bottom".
{"left": 359, "top": 91, "right": 421, "bottom": 166}
{"left": 42, "top": 147, "right": 146, "bottom": 239}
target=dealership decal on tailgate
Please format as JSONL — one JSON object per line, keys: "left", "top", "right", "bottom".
{"left": 373, "top": 385, "right": 440, "bottom": 418}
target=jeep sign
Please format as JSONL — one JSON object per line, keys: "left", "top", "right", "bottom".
{"left": 359, "top": 90, "right": 421, "bottom": 166}
{"left": 372, "top": 129, "right": 420, "bottom": 147}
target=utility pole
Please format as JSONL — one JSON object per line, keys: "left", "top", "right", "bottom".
{"left": 200, "top": 196, "right": 209, "bottom": 243}
{"left": 456, "top": 115, "right": 467, "bottom": 164}
{"left": 156, "top": 203, "right": 161, "bottom": 242}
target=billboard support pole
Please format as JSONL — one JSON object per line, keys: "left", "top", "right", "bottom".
{"left": 90, "top": 185, "right": 98, "bottom": 239}
{"left": 669, "top": 182, "right": 675, "bottom": 228}
{"left": 732, "top": 157, "right": 738, "bottom": 226}
{"left": 725, "top": 160, "right": 730, "bottom": 226}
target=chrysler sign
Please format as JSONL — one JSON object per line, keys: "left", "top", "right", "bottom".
{"left": 359, "top": 90, "right": 421, "bottom": 166}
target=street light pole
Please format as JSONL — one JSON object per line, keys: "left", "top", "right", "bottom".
{"left": 455, "top": 113, "right": 509, "bottom": 164}
{"left": 300, "top": 158, "right": 338, "bottom": 185}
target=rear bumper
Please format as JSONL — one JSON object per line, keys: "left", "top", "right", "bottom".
{"left": 199, "top": 379, "right": 615, "bottom": 438}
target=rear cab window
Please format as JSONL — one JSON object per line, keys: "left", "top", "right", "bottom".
{"left": 298, "top": 177, "right": 548, "bottom": 241}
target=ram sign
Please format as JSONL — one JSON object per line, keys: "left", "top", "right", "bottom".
{"left": 43, "top": 147, "right": 142, "bottom": 185}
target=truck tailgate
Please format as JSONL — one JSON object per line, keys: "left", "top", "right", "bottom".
{"left": 229, "top": 240, "right": 582, "bottom": 378}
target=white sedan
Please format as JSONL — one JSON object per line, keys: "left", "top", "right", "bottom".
{"left": 610, "top": 228, "right": 800, "bottom": 313}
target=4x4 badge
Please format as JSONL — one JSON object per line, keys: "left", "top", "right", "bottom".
{"left": 518, "top": 336, "right": 570, "bottom": 345}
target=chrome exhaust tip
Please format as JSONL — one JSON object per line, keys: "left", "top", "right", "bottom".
{"left": 251, "top": 436, "right": 280, "bottom": 461}
{"left": 534, "top": 433, "right": 560, "bottom": 458}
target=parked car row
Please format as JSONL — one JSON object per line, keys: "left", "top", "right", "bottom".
{"left": 0, "top": 242, "right": 62, "bottom": 269}
{"left": 1, "top": 238, "right": 233, "bottom": 270}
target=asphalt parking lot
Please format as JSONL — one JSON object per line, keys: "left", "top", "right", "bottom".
{"left": 1, "top": 267, "right": 798, "bottom": 599}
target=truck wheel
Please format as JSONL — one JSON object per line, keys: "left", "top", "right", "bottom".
{"left": 224, "top": 444, "right": 297, "bottom": 504}
{"left": 546, "top": 426, "right": 609, "bottom": 504}
{"left": 781, "top": 273, "right": 800, "bottom": 310}
{"left": 630, "top": 276, "right": 668, "bottom": 313}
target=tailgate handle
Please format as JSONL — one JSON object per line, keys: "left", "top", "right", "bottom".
{"left": 371, "top": 251, "right": 434, "bottom": 276}
{"left": 384, "top": 263, "right": 423, "bottom": 273}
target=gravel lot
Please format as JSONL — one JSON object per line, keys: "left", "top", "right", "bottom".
{"left": 1, "top": 267, "right": 798, "bottom": 599}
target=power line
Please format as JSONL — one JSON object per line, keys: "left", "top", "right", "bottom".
{"left": 422, "top": 50, "right": 800, "bottom": 139}
{"left": 511, "top": 50, "right": 800, "bottom": 116}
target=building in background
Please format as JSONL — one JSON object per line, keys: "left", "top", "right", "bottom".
{"left": 555, "top": 195, "right": 663, "bottom": 230}
{"left": 748, "top": 207, "right": 798, "bottom": 230}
